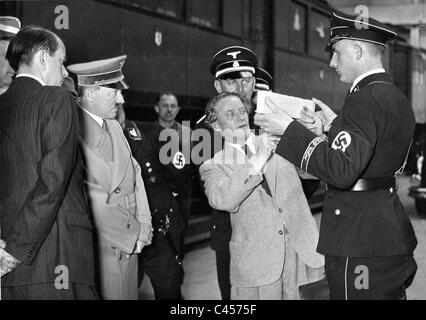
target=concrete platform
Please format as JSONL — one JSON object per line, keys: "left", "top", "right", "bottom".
{"left": 140, "top": 175, "right": 426, "bottom": 300}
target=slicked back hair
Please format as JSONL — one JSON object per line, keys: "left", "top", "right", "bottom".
{"left": 6, "top": 25, "right": 60, "bottom": 71}
{"left": 205, "top": 92, "right": 247, "bottom": 128}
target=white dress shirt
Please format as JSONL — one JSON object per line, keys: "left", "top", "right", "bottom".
{"left": 16, "top": 73, "right": 46, "bottom": 86}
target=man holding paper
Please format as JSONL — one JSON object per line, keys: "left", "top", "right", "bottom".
{"left": 255, "top": 12, "right": 417, "bottom": 300}
{"left": 200, "top": 92, "right": 324, "bottom": 299}
{"left": 205, "top": 46, "right": 258, "bottom": 300}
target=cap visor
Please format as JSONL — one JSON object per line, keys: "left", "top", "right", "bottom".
{"left": 101, "top": 80, "right": 129, "bottom": 90}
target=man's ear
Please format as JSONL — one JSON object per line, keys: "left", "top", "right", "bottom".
{"left": 214, "top": 80, "right": 222, "bottom": 94}
{"left": 35, "top": 50, "right": 46, "bottom": 71}
{"left": 354, "top": 43, "right": 362, "bottom": 60}
{"left": 211, "top": 122, "right": 220, "bottom": 132}
{"left": 154, "top": 105, "right": 160, "bottom": 114}
{"left": 86, "top": 87, "right": 97, "bottom": 101}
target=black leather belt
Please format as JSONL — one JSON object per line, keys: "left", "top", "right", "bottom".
{"left": 327, "top": 176, "right": 397, "bottom": 192}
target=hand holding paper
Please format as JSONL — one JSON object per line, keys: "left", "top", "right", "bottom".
{"left": 312, "top": 98, "right": 337, "bottom": 132}
{"left": 299, "top": 106, "right": 324, "bottom": 136}
{"left": 254, "top": 96, "right": 294, "bottom": 136}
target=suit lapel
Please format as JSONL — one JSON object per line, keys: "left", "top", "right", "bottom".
{"left": 264, "top": 155, "right": 278, "bottom": 198}
{"left": 106, "top": 119, "right": 132, "bottom": 193}
{"left": 222, "top": 142, "right": 247, "bottom": 170}
{"left": 78, "top": 108, "right": 112, "bottom": 191}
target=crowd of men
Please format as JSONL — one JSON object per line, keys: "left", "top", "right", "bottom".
{"left": 0, "top": 10, "right": 419, "bottom": 300}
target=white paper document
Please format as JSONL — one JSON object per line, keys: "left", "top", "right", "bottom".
{"left": 255, "top": 91, "right": 315, "bottom": 119}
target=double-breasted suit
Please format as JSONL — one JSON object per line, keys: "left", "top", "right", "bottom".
{"left": 78, "top": 108, "right": 151, "bottom": 300}
{"left": 200, "top": 139, "right": 324, "bottom": 298}
{"left": 0, "top": 77, "right": 96, "bottom": 299}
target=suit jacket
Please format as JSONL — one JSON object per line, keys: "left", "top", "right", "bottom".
{"left": 276, "top": 73, "right": 417, "bottom": 257}
{"left": 0, "top": 77, "right": 95, "bottom": 286}
{"left": 200, "top": 140, "right": 324, "bottom": 287}
{"left": 78, "top": 110, "right": 151, "bottom": 254}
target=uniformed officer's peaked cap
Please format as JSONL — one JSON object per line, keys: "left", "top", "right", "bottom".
{"left": 327, "top": 11, "right": 397, "bottom": 49}
{"left": 255, "top": 67, "right": 273, "bottom": 91}
{"left": 209, "top": 46, "right": 258, "bottom": 80}
{"left": 0, "top": 16, "right": 21, "bottom": 38}
{"left": 67, "top": 55, "right": 129, "bottom": 89}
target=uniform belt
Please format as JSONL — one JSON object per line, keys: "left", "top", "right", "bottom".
{"left": 327, "top": 176, "right": 396, "bottom": 192}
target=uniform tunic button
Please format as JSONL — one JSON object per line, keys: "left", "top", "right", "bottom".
{"left": 390, "top": 187, "right": 394, "bottom": 193}
{"left": 278, "top": 208, "right": 283, "bottom": 213}
{"left": 335, "top": 209, "right": 341, "bottom": 216}
{"left": 114, "top": 188, "right": 121, "bottom": 194}
{"left": 127, "top": 223, "right": 131, "bottom": 229}
{"left": 146, "top": 162, "right": 151, "bottom": 167}
{"left": 278, "top": 230, "right": 283, "bottom": 235}
{"left": 148, "top": 168, "right": 153, "bottom": 173}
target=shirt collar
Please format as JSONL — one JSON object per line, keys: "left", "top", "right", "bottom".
{"left": 16, "top": 73, "right": 46, "bottom": 86}
{"left": 350, "top": 68, "right": 385, "bottom": 93}
{"left": 226, "top": 132, "right": 255, "bottom": 156}
{"left": 80, "top": 106, "right": 104, "bottom": 128}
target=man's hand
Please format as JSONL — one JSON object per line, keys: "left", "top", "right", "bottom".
{"left": 299, "top": 106, "right": 324, "bottom": 136}
{"left": 248, "top": 133, "right": 274, "bottom": 174}
{"left": 139, "top": 223, "right": 153, "bottom": 246}
{"left": 312, "top": 98, "right": 337, "bottom": 133}
{"left": 133, "top": 240, "right": 144, "bottom": 254}
{"left": 0, "top": 241, "right": 21, "bottom": 278}
{"left": 254, "top": 97, "right": 293, "bottom": 136}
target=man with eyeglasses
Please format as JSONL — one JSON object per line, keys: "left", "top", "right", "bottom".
{"left": 199, "top": 46, "right": 258, "bottom": 300}
{"left": 199, "top": 92, "right": 324, "bottom": 299}
{"left": 67, "top": 55, "right": 153, "bottom": 300}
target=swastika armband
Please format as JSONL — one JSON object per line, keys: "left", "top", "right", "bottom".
{"left": 172, "top": 151, "right": 186, "bottom": 169}
{"left": 331, "top": 131, "right": 352, "bottom": 152}
{"left": 300, "top": 136, "right": 327, "bottom": 172}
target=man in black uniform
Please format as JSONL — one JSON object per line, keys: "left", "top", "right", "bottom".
{"left": 255, "top": 11, "right": 417, "bottom": 300}
{"left": 150, "top": 92, "right": 193, "bottom": 258}
{"left": 118, "top": 105, "right": 185, "bottom": 300}
{"left": 205, "top": 46, "right": 258, "bottom": 300}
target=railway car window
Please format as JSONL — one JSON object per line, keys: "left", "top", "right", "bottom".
{"left": 309, "top": 10, "right": 330, "bottom": 60}
{"left": 274, "top": 1, "right": 307, "bottom": 53}
{"left": 128, "top": 0, "right": 184, "bottom": 19}
{"left": 188, "top": 0, "right": 220, "bottom": 29}
{"left": 223, "top": 0, "right": 243, "bottom": 36}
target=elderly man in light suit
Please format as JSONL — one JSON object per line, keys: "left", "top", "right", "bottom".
{"left": 200, "top": 92, "right": 324, "bottom": 299}
{"left": 68, "top": 56, "right": 152, "bottom": 300}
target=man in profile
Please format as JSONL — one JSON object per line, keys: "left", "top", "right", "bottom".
{"left": 0, "top": 25, "right": 97, "bottom": 299}
{"left": 68, "top": 55, "right": 152, "bottom": 300}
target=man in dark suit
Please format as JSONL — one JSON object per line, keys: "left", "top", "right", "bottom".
{"left": 255, "top": 12, "right": 417, "bottom": 299}
{"left": 0, "top": 26, "right": 97, "bottom": 299}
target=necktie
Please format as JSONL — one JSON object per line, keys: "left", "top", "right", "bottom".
{"left": 243, "top": 143, "right": 272, "bottom": 197}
